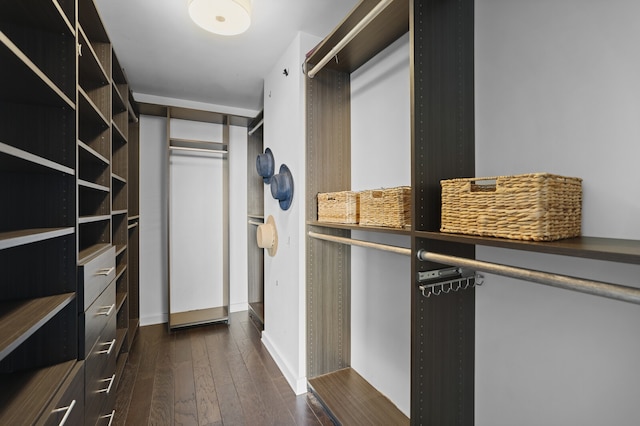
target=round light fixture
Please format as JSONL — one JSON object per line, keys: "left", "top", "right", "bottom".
{"left": 188, "top": 0, "right": 252, "bottom": 36}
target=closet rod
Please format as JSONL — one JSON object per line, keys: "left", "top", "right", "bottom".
{"left": 169, "top": 146, "right": 228, "bottom": 155}
{"left": 306, "top": 0, "right": 393, "bottom": 78}
{"left": 308, "top": 231, "right": 410, "bottom": 256}
{"left": 417, "top": 249, "right": 640, "bottom": 305}
{"left": 248, "top": 118, "right": 263, "bottom": 136}
{"left": 248, "top": 220, "right": 263, "bottom": 226}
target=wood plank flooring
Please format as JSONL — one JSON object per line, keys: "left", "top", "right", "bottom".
{"left": 114, "top": 311, "right": 334, "bottom": 425}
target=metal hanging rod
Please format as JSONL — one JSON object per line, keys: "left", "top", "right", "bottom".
{"left": 169, "top": 146, "right": 228, "bottom": 155}
{"left": 416, "top": 249, "right": 640, "bottom": 305}
{"left": 308, "top": 231, "right": 411, "bottom": 256}
{"left": 306, "top": 0, "right": 394, "bottom": 78}
{"left": 248, "top": 220, "right": 263, "bottom": 226}
{"left": 248, "top": 118, "right": 264, "bottom": 136}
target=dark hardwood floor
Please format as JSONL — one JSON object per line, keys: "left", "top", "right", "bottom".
{"left": 114, "top": 311, "right": 335, "bottom": 425}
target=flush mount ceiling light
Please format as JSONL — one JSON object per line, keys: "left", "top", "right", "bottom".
{"left": 188, "top": 0, "right": 252, "bottom": 36}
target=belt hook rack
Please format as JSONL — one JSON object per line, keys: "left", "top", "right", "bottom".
{"left": 417, "top": 267, "right": 484, "bottom": 298}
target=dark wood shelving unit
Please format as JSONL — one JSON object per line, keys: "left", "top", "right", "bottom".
{"left": 1, "top": 0, "right": 82, "bottom": 422}
{"left": 305, "top": 0, "right": 476, "bottom": 424}
{"left": 1, "top": 0, "right": 140, "bottom": 421}
{"left": 304, "top": 1, "right": 412, "bottom": 423}
{"left": 247, "top": 111, "right": 265, "bottom": 328}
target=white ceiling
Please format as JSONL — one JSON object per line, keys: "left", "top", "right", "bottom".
{"left": 94, "top": 0, "right": 359, "bottom": 116}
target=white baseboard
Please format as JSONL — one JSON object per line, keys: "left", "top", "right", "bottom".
{"left": 140, "top": 313, "right": 168, "bottom": 326}
{"left": 230, "top": 302, "right": 248, "bottom": 313}
{"left": 261, "top": 331, "right": 307, "bottom": 395}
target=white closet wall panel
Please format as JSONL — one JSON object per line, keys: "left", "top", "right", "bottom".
{"left": 139, "top": 115, "right": 169, "bottom": 325}
{"left": 169, "top": 152, "right": 225, "bottom": 312}
{"left": 350, "top": 33, "right": 411, "bottom": 416}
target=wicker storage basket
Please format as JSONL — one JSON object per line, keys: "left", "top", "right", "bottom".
{"left": 440, "top": 173, "right": 582, "bottom": 241}
{"left": 317, "top": 191, "right": 360, "bottom": 224}
{"left": 360, "top": 186, "right": 411, "bottom": 228}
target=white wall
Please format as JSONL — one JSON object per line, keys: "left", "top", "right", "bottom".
{"left": 261, "top": 31, "right": 320, "bottom": 395}
{"left": 138, "top": 110, "right": 249, "bottom": 325}
{"left": 350, "top": 33, "right": 411, "bottom": 416}
{"left": 475, "top": 1, "right": 640, "bottom": 425}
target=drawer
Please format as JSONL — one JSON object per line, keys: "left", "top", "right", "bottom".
{"left": 85, "top": 314, "right": 117, "bottom": 426}
{"left": 78, "top": 245, "right": 116, "bottom": 311}
{"left": 95, "top": 385, "right": 117, "bottom": 426}
{"left": 80, "top": 279, "right": 116, "bottom": 358}
{"left": 36, "top": 361, "right": 85, "bottom": 426}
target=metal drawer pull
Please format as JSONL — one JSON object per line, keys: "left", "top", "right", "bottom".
{"left": 52, "top": 399, "right": 76, "bottom": 426}
{"left": 95, "top": 267, "right": 115, "bottom": 276}
{"left": 97, "top": 374, "right": 116, "bottom": 394}
{"left": 97, "top": 338, "right": 116, "bottom": 355}
{"left": 98, "top": 304, "right": 115, "bottom": 316}
{"left": 99, "top": 410, "right": 115, "bottom": 426}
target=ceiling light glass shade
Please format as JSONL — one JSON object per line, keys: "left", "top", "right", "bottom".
{"left": 188, "top": 0, "right": 252, "bottom": 36}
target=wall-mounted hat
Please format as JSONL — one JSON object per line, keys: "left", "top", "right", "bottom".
{"left": 256, "top": 215, "right": 278, "bottom": 256}
{"left": 256, "top": 148, "right": 274, "bottom": 184}
{"left": 270, "top": 164, "right": 294, "bottom": 210}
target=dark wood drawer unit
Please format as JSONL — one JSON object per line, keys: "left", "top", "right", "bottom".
{"left": 36, "top": 361, "right": 85, "bottom": 426}
{"left": 85, "top": 313, "right": 117, "bottom": 426}
{"left": 80, "top": 278, "right": 116, "bottom": 358}
{"left": 78, "top": 245, "right": 116, "bottom": 312}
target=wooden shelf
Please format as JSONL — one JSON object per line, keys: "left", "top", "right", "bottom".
{"left": 115, "top": 291, "right": 127, "bottom": 314}
{"left": 78, "top": 87, "right": 110, "bottom": 128}
{"left": 309, "top": 367, "right": 408, "bottom": 426}
{"left": 78, "top": 214, "right": 111, "bottom": 225}
{"left": 77, "top": 26, "right": 109, "bottom": 86}
{"left": 0, "top": 141, "right": 74, "bottom": 175}
{"left": 169, "top": 307, "right": 229, "bottom": 330}
{"left": 114, "top": 348, "right": 128, "bottom": 390}
{"left": 114, "top": 244, "right": 126, "bottom": 257}
{"left": 112, "top": 173, "right": 127, "bottom": 184}
{"left": 305, "top": 0, "right": 409, "bottom": 74}
{"left": 419, "top": 232, "right": 640, "bottom": 265}
{"left": 0, "top": 33, "right": 74, "bottom": 107}
{"left": 115, "top": 263, "right": 127, "bottom": 281}
{"left": 1, "top": 0, "right": 75, "bottom": 36}
{"left": 78, "top": 179, "right": 110, "bottom": 193}
{"left": 0, "top": 293, "right": 75, "bottom": 361}
{"left": 78, "top": 242, "right": 111, "bottom": 265}
{"left": 0, "top": 359, "right": 76, "bottom": 425}
{"left": 0, "top": 227, "right": 74, "bottom": 251}
{"left": 308, "top": 220, "right": 411, "bottom": 235}
{"left": 79, "top": 140, "right": 110, "bottom": 165}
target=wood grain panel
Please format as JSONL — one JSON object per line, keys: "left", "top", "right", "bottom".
{"left": 306, "top": 68, "right": 352, "bottom": 378}
{"left": 306, "top": 0, "right": 409, "bottom": 74}
{"left": 309, "top": 367, "right": 409, "bottom": 426}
